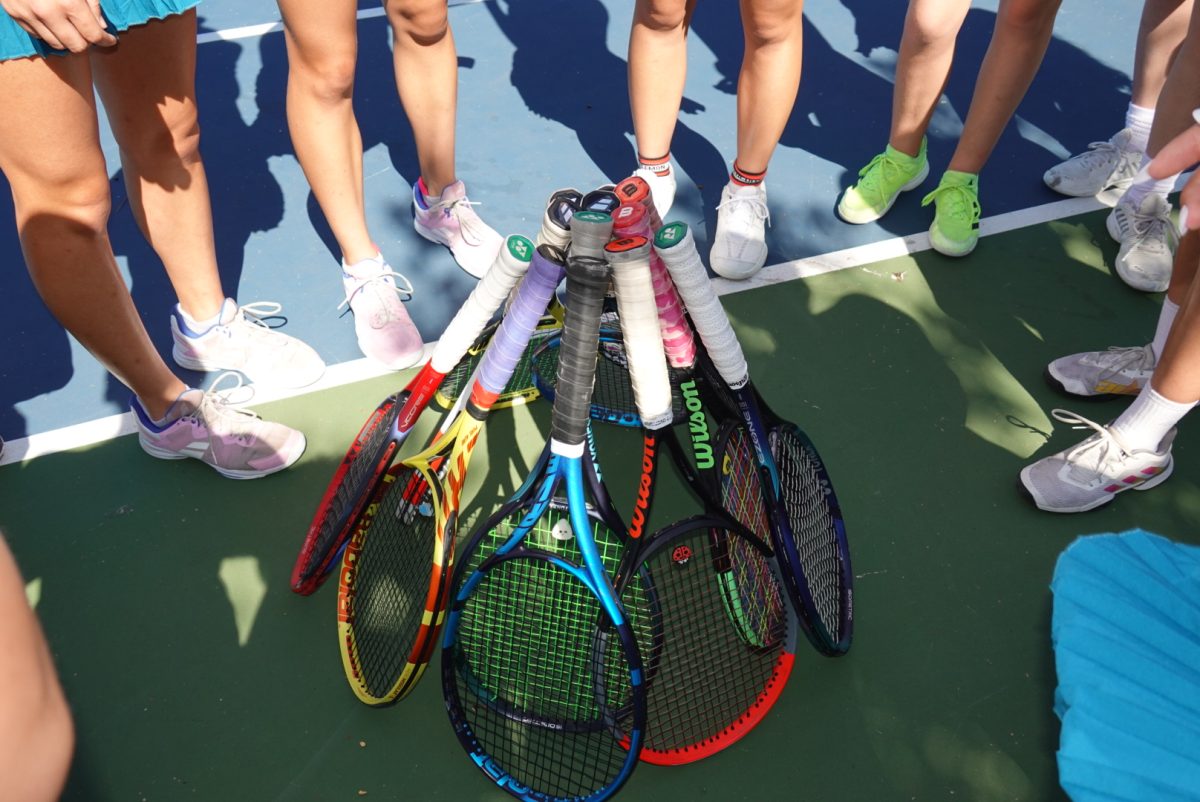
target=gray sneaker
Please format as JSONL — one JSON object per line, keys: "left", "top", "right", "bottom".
{"left": 1106, "top": 193, "right": 1178, "bottom": 292}
{"left": 1019, "top": 410, "right": 1174, "bottom": 513}
{"left": 1045, "top": 344, "right": 1156, "bottom": 398}
{"left": 1044, "top": 129, "right": 1142, "bottom": 197}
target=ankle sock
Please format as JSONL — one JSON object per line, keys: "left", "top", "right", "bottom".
{"left": 730, "top": 162, "right": 766, "bottom": 188}
{"left": 1125, "top": 103, "right": 1155, "bottom": 154}
{"left": 1110, "top": 384, "right": 1195, "bottom": 452}
{"left": 638, "top": 152, "right": 672, "bottom": 176}
{"left": 1125, "top": 154, "right": 1177, "bottom": 208}
{"left": 1151, "top": 297, "right": 1180, "bottom": 361}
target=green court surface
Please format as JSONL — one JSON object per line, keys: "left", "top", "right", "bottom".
{"left": 3, "top": 209, "right": 1196, "bottom": 801}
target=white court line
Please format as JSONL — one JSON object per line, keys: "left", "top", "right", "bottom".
{"left": 0, "top": 193, "right": 1135, "bottom": 468}
{"left": 195, "top": 0, "right": 482, "bottom": 44}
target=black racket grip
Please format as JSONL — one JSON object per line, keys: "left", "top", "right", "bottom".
{"left": 568, "top": 210, "right": 615, "bottom": 260}
{"left": 551, "top": 255, "right": 612, "bottom": 447}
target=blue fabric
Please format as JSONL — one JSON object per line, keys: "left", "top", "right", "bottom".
{"left": 1052, "top": 529, "right": 1200, "bottom": 801}
{"left": 0, "top": 0, "right": 199, "bottom": 62}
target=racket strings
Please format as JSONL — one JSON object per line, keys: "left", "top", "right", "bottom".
{"left": 303, "top": 401, "right": 398, "bottom": 580}
{"left": 348, "top": 466, "right": 438, "bottom": 697}
{"left": 438, "top": 328, "right": 554, "bottom": 409}
{"left": 452, "top": 511, "right": 636, "bottom": 799}
{"left": 622, "top": 524, "right": 788, "bottom": 754}
{"left": 772, "top": 428, "right": 846, "bottom": 642}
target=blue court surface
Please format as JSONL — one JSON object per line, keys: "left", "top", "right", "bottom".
{"left": 0, "top": 0, "right": 1148, "bottom": 449}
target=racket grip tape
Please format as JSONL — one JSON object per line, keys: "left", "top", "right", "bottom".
{"left": 430, "top": 235, "right": 534, "bottom": 374}
{"left": 551, "top": 255, "right": 612, "bottom": 449}
{"left": 606, "top": 237, "right": 673, "bottom": 429}
{"left": 653, "top": 223, "right": 749, "bottom": 389}
{"left": 475, "top": 245, "right": 566, "bottom": 400}
{"left": 568, "top": 211, "right": 615, "bottom": 260}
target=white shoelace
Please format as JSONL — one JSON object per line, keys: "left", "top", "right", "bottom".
{"left": 186, "top": 372, "right": 262, "bottom": 444}
{"left": 1051, "top": 409, "right": 1137, "bottom": 480}
{"left": 338, "top": 271, "right": 416, "bottom": 325}
{"left": 1068, "top": 140, "right": 1126, "bottom": 171}
{"left": 432, "top": 196, "right": 490, "bottom": 246}
{"left": 716, "top": 192, "right": 771, "bottom": 230}
{"left": 1090, "top": 345, "right": 1155, "bottom": 374}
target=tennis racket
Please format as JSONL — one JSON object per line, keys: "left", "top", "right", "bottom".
{"left": 604, "top": 234, "right": 797, "bottom": 762}
{"left": 442, "top": 248, "right": 648, "bottom": 802}
{"left": 614, "top": 175, "right": 663, "bottom": 233}
{"left": 337, "top": 244, "right": 568, "bottom": 706}
{"left": 538, "top": 187, "right": 583, "bottom": 251}
{"left": 654, "top": 222, "right": 853, "bottom": 656}
{"left": 291, "top": 235, "right": 535, "bottom": 595}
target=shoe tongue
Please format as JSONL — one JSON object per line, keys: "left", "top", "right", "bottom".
{"left": 941, "top": 170, "right": 977, "bottom": 187}
{"left": 728, "top": 181, "right": 763, "bottom": 198}
{"left": 218, "top": 298, "right": 239, "bottom": 325}
{"left": 438, "top": 180, "right": 467, "bottom": 202}
{"left": 1140, "top": 193, "right": 1167, "bottom": 214}
{"left": 343, "top": 252, "right": 387, "bottom": 277}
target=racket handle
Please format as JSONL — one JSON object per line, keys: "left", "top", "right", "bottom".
{"left": 430, "top": 235, "right": 534, "bottom": 374}
{"left": 568, "top": 210, "right": 615, "bottom": 260}
{"left": 653, "top": 223, "right": 749, "bottom": 389}
{"left": 614, "top": 205, "right": 697, "bottom": 369}
{"left": 552, "top": 255, "right": 612, "bottom": 452}
{"left": 606, "top": 237, "right": 673, "bottom": 429}
{"left": 475, "top": 246, "right": 566, "bottom": 401}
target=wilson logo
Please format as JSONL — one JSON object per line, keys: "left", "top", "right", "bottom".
{"left": 628, "top": 435, "right": 655, "bottom": 540}
{"left": 680, "top": 380, "right": 713, "bottom": 469}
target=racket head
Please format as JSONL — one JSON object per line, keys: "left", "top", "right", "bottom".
{"left": 617, "top": 510, "right": 795, "bottom": 764}
{"left": 336, "top": 455, "right": 447, "bottom": 705}
{"left": 291, "top": 390, "right": 405, "bottom": 595}
{"left": 442, "top": 494, "right": 645, "bottom": 801}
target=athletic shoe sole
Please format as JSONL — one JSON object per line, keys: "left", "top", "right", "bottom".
{"left": 1017, "top": 456, "right": 1174, "bottom": 513}
{"left": 138, "top": 433, "right": 305, "bottom": 480}
{"left": 1042, "top": 365, "right": 1143, "bottom": 399}
{"left": 836, "top": 161, "right": 930, "bottom": 225}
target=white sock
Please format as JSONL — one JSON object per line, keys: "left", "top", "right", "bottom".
{"left": 342, "top": 252, "right": 385, "bottom": 278}
{"left": 1125, "top": 103, "right": 1155, "bottom": 153}
{"left": 1151, "top": 297, "right": 1180, "bottom": 361}
{"left": 1124, "top": 153, "right": 1177, "bottom": 209}
{"left": 178, "top": 299, "right": 232, "bottom": 334}
{"left": 1109, "top": 384, "right": 1194, "bottom": 452}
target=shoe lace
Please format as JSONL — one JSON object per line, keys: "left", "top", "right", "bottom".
{"left": 187, "top": 372, "right": 262, "bottom": 445}
{"left": 1092, "top": 344, "right": 1155, "bottom": 375}
{"left": 716, "top": 191, "right": 771, "bottom": 229}
{"left": 431, "top": 195, "right": 490, "bottom": 246}
{"left": 1122, "top": 202, "right": 1173, "bottom": 249}
{"left": 1052, "top": 409, "right": 1135, "bottom": 480}
{"left": 921, "top": 182, "right": 981, "bottom": 225}
{"left": 856, "top": 152, "right": 909, "bottom": 200}
{"left": 337, "top": 270, "right": 416, "bottom": 325}
{"left": 1069, "top": 140, "right": 1125, "bottom": 171}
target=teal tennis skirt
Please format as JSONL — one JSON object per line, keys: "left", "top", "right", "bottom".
{"left": 1, "top": 0, "right": 200, "bottom": 62}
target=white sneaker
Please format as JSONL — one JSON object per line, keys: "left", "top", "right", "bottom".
{"left": 1019, "top": 409, "right": 1173, "bottom": 513}
{"left": 710, "top": 182, "right": 770, "bottom": 280}
{"left": 1045, "top": 345, "right": 1156, "bottom": 398}
{"left": 1106, "top": 193, "right": 1178, "bottom": 292}
{"left": 633, "top": 165, "right": 677, "bottom": 222}
{"left": 172, "top": 299, "right": 326, "bottom": 389}
{"left": 339, "top": 254, "right": 424, "bottom": 370}
{"left": 412, "top": 179, "right": 504, "bottom": 278}
{"left": 1044, "top": 129, "right": 1142, "bottom": 197}
{"left": 132, "top": 373, "right": 306, "bottom": 480}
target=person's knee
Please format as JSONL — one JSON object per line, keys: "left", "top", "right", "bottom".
{"left": 15, "top": 170, "right": 111, "bottom": 238}
{"left": 635, "top": 0, "right": 689, "bottom": 33}
{"left": 291, "top": 46, "right": 358, "bottom": 104}
{"left": 996, "top": 0, "right": 1061, "bottom": 36}
{"left": 387, "top": 0, "right": 450, "bottom": 45}
{"left": 904, "top": 2, "right": 964, "bottom": 49}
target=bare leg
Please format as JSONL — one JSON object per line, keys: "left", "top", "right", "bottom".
{"left": 278, "top": 0, "right": 376, "bottom": 263}
{"left": 387, "top": 0, "right": 458, "bottom": 194}
{"left": 734, "top": 0, "right": 804, "bottom": 173}
{"left": 0, "top": 53, "right": 186, "bottom": 419}
{"left": 947, "top": 0, "right": 1061, "bottom": 174}
{"left": 629, "top": 0, "right": 693, "bottom": 159}
{"left": 90, "top": 10, "right": 225, "bottom": 321}
{"left": 1146, "top": 2, "right": 1200, "bottom": 156}
{"left": 1132, "top": 0, "right": 1193, "bottom": 108}
{"left": 888, "top": 0, "right": 972, "bottom": 158}
{"left": 0, "top": 534, "right": 72, "bottom": 802}
{"left": 1155, "top": 232, "right": 1200, "bottom": 401}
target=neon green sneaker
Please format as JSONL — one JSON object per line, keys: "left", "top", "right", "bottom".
{"left": 837, "top": 139, "right": 929, "bottom": 224}
{"left": 922, "top": 170, "right": 981, "bottom": 257}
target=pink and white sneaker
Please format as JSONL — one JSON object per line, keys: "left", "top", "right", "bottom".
{"left": 339, "top": 253, "right": 425, "bottom": 370}
{"left": 412, "top": 178, "right": 504, "bottom": 278}
{"left": 132, "top": 373, "right": 306, "bottom": 479}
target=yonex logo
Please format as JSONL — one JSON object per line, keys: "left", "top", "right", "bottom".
{"left": 507, "top": 236, "right": 531, "bottom": 260}
{"left": 655, "top": 223, "right": 685, "bottom": 246}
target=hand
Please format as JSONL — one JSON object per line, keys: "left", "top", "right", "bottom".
{"left": 1146, "top": 108, "right": 1200, "bottom": 236}
{"left": 0, "top": 0, "right": 117, "bottom": 52}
